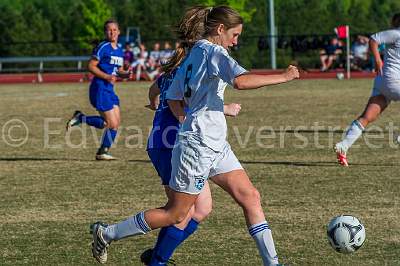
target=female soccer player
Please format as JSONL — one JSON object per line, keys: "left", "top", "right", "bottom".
{"left": 66, "top": 19, "right": 128, "bottom": 160}
{"left": 143, "top": 50, "right": 241, "bottom": 265}
{"left": 335, "top": 13, "right": 400, "bottom": 166}
{"left": 90, "top": 6, "right": 299, "bottom": 265}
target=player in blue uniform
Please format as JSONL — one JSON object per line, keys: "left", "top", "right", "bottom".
{"left": 66, "top": 19, "right": 128, "bottom": 160}
{"left": 142, "top": 59, "right": 241, "bottom": 266}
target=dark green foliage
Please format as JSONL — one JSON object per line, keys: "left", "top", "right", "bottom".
{"left": 1, "top": 0, "right": 400, "bottom": 67}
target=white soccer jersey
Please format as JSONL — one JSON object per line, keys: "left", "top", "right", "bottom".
{"left": 371, "top": 28, "right": 400, "bottom": 81}
{"left": 166, "top": 39, "right": 247, "bottom": 151}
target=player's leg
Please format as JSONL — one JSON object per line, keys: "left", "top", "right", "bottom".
{"left": 335, "top": 95, "right": 388, "bottom": 166}
{"left": 147, "top": 183, "right": 212, "bottom": 265}
{"left": 325, "top": 55, "right": 335, "bottom": 70}
{"left": 207, "top": 144, "right": 279, "bottom": 266}
{"left": 211, "top": 169, "right": 279, "bottom": 266}
{"left": 335, "top": 75, "right": 389, "bottom": 166}
{"left": 66, "top": 111, "right": 105, "bottom": 131}
{"left": 91, "top": 191, "right": 198, "bottom": 264}
{"left": 145, "top": 146, "right": 212, "bottom": 265}
{"left": 96, "top": 105, "right": 120, "bottom": 160}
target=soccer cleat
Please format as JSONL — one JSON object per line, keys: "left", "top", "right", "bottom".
{"left": 140, "top": 248, "right": 153, "bottom": 265}
{"left": 66, "top": 110, "right": 82, "bottom": 131}
{"left": 334, "top": 143, "right": 349, "bottom": 167}
{"left": 139, "top": 248, "right": 176, "bottom": 266}
{"left": 96, "top": 147, "right": 116, "bottom": 161}
{"left": 90, "top": 222, "right": 110, "bottom": 264}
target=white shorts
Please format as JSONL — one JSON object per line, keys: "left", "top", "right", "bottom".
{"left": 371, "top": 75, "right": 400, "bottom": 102}
{"left": 169, "top": 135, "right": 243, "bottom": 194}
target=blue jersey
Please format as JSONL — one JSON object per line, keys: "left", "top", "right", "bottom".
{"left": 90, "top": 41, "right": 124, "bottom": 89}
{"left": 147, "top": 70, "right": 180, "bottom": 150}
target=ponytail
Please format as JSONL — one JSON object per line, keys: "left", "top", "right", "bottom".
{"left": 163, "top": 6, "right": 210, "bottom": 74}
{"left": 163, "top": 5, "right": 243, "bottom": 74}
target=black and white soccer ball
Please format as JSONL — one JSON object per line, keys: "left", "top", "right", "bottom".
{"left": 327, "top": 215, "right": 366, "bottom": 253}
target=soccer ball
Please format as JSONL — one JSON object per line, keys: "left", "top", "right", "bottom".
{"left": 336, "top": 72, "right": 345, "bottom": 80}
{"left": 327, "top": 215, "right": 366, "bottom": 253}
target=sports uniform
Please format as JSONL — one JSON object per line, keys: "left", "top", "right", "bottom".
{"left": 166, "top": 39, "right": 245, "bottom": 194}
{"left": 89, "top": 41, "right": 123, "bottom": 112}
{"left": 371, "top": 28, "right": 400, "bottom": 101}
{"left": 335, "top": 27, "right": 400, "bottom": 166}
{"left": 147, "top": 69, "right": 180, "bottom": 184}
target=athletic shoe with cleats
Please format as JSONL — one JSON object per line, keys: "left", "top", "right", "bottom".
{"left": 334, "top": 143, "right": 349, "bottom": 167}
{"left": 96, "top": 147, "right": 116, "bottom": 161}
{"left": 139, "top": 248, "right": 176, "bottom": 266}
{"left": 90, "top": 222, "right": 110, "bottom": 264}
{"left": 66, "top": 110, "right": 82, "bottom": 131}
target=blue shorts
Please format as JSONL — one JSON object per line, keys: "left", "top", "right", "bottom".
{"left": 89, "top": 81, "right": 120, "bottom": 112}
{"left": 147, "top": 149, "right": 172, "bottom": 185}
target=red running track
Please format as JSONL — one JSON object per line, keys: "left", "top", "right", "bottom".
{"left": 0, "top": 70, "right": 375, "bottom": 84}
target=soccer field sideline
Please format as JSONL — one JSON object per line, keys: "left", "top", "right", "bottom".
{"left": 0, "top": 80, "right": 399, "bottom": 265}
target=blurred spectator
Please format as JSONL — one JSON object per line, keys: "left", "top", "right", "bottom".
{"left": 131, "top": 43, "right": 149, "bottom": 81}
{"left": 160, "top": 41, "right": 174, "bottom": 65}
{"left": 149, "top": 42, "right": 161, "bottom": 64}
{"left": 123, "top": 43, "right": 134, "bottom": 71}
{"left": 319, "top": 37, "right": 343, "bottom": 71}
{"left": 351, "top": 35, "right": 370, "bottom": 71}
{"left": 144, "top": 57, "right": 161, "bottom": 81}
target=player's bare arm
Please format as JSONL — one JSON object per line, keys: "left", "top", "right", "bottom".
{"left": 167, "top": 99, "right": 185, "bottom": 123}
{"left": 88, "top": 58, "right": 116, "bottom": 83}
{"left": 234, "top": 65, "right": 299, "bottom": 90}
{"left": 146, "top": 81, "right": 161, "bottom": 110}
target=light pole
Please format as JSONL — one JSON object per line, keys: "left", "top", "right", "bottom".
{"left": 268, "top": 0, "right": 276, "bottom": 69}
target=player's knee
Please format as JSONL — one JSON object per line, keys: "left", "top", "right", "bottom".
{"left": 105, "top": 119, "right": 119, "bottom": 129}
{"left": 168, "top": 209, "right": 189, "bottom": 224}
{"left": 238, "top": 187, "right": 261, "bottom": 209}
{"left": 193, "top": 203, "right": 212, "bottom": 222}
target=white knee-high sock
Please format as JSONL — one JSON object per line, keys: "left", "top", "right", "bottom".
{"left": 337, "top": 120, "right": 365, "bottom": 153}
{"left": 103, "top": 211, "right": 151, "bottom": 242}
{"left": 249, "top": 221, "right": 279, "bottom": 266}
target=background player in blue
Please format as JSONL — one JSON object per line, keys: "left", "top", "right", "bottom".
{"left": 66, "top": 19, "right": 128, "bottom": 160}
{"left": 142, "top": 59, "right": 241, "bottom": 265}
{"left": 89, "top": 6, "right": 298, "bottom": 265}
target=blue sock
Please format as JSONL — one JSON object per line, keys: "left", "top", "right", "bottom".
{"left": 182, "top": 218, "right": 199, "bottom": 241}
{"left": 150, "top": 219, "right": 199, "bottom": 265}
{"left": 80, "top": 115, "right": 104, "bottom": 129}
{"left": 101, "top": 128, "right": 117, "bottom": 148}
{"left": 149, "top": 226, "right": 184, "bottom": 265}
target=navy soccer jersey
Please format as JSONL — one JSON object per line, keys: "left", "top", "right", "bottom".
{"left": 91, "top": 41, "right": 124, "bottom": 88}
{"left": 147, "top": 69, "right": 180, "bottom": 150}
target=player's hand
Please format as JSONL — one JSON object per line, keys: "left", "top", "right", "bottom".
{"left": 224, "top": 103, "right": 241, "bottom": 117}
{"left": 145, "top": 104, "right": 158, "bottom": 111}
{"left": 284, "top": 65, "right": 300, "bottom": 81}
{"left": 375, "top": 59, "right": 383, "bottom": 76}
{"left": 107, "top": 74, "right": 117, "bottom": 84}
{"left": 116, "top": 70, "right": 132, "bottom": 79}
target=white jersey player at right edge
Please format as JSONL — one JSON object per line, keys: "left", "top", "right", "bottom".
{"left": 335, "top": 13, "right": 400, "bottom": 166}
{"left": 89, "top": 5, "right": 299, "bottom": 266}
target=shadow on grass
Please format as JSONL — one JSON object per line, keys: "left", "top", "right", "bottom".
{"left": 0, "top": 158, "right": 151, "bottom": 163}
{"left": 240, "top": 160, "right": 398, "bottom": 167}
{"left": 1, "top": 158, "right": 396, "bottom": 168}
{"left": 0, "top": 157, "right": 91, "bottom": 161}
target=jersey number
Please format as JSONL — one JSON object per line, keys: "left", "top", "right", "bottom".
{"left": 184, "top": 64, "right": 192, "bottom": 98}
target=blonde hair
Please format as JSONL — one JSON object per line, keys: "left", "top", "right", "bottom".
{"left": 163, "top": 5, "right": 243, "bottom": 74}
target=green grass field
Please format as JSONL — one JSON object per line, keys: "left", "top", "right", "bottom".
{"left": 1, "top": 79, "right": 399, "bottom": 265}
